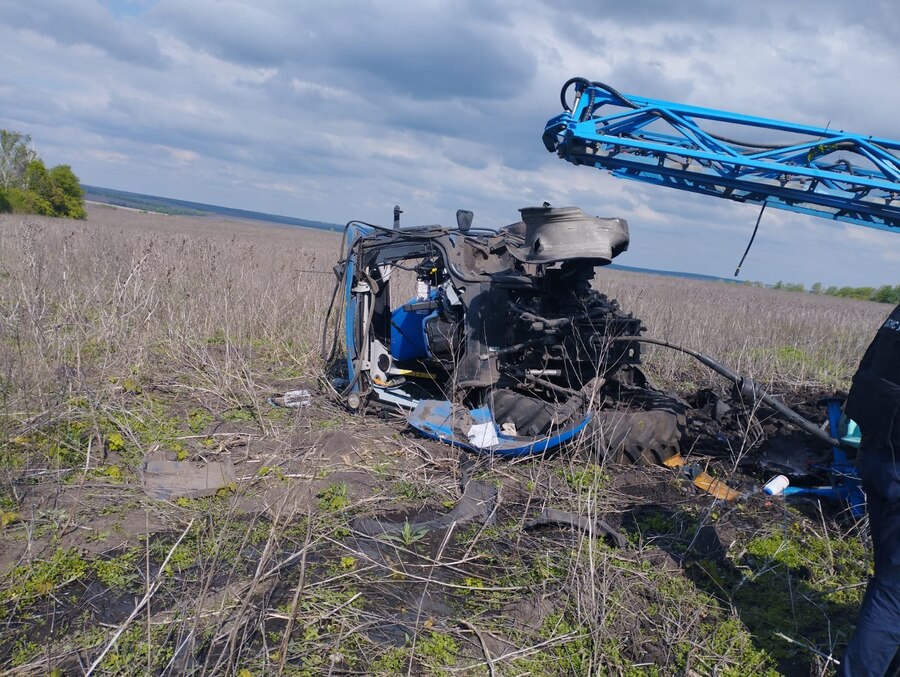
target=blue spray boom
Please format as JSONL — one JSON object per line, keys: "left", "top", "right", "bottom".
{"left": 544, "top": 77, "right": 900, "bottom": 233}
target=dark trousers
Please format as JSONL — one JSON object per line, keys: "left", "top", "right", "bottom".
{"left": 838, "top": 449, "right": 900, "bottom": 677}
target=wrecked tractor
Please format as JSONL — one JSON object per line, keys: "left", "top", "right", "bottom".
{"left": 323, "top": 205, "right": 684, "bottom": 463}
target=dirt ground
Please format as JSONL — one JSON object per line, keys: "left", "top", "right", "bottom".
{"left": 0, "top": 205, "right": 878, "bottom": 676}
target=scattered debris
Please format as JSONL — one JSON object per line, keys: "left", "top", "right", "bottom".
{"left": 139, "top": 451, "right": 236, "bottom": 500}
{"left": 524, "top": 507, "right": 627, "bottom": 548}
{"left": 352, "top": 473, "right": 497, "bottom": 537}
{"left": 762, "top": 474, "right": 790, "bottom": 496}
{"left": 268, "top": 389, "right": 312, "bottom": 408}
{"left": 329, "top": 208, "right": 839, "bottom": 474}
{"left": 663, "top": 453, "right": 741, "bottom": 501}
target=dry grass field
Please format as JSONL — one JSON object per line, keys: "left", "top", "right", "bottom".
{"left": 0, "top": 204, "right": 889, "bottom": 675}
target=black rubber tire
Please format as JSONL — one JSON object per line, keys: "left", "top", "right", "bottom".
{"left": 591, "top": 409, "right": 682, "bottom": 466}
{"left": 590, "top": 388, "right": 687, "bottom": 466}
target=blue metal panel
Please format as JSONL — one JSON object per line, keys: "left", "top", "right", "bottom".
{"left": 544, "top": 79, "right": 900, "bottom": 232}
{"left": 390, "top": 303, "right": 431, "bottom": 361}
{"left": 407, "top": 399, "right": 593, "bottom": 458}
{"left": 780, "top": 397, "right": 865, "bottom": 516}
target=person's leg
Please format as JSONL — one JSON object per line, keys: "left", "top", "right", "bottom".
{"left": 838, "top": 577, "right": 900, "bottom": 676}
{"left": 839, "top": 454, "right": 900, "bottom": 676}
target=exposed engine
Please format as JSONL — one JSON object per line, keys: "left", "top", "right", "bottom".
{"left": 326, "top": 205, "right": 683, "bottom": 461}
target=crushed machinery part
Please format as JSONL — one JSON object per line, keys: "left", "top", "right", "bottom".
{"left": 592, "top": 407, "right": 684, "bottom": 466}
{"left": 350, "top": 477, "right": 497, "bottom": 537}
{"left": 610, "top": 335, "right": 843, "bottom": 449}
{"left": 333, "top": 206, "right": 656, "bottom": 459}
{"left": 351, "top": 453, "right": 497, "bottom": 536}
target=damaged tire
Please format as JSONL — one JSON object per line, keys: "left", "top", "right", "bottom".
{"left": 590, "top": 389, "right": 686, "bottom": 466}
{"left": 591, "top": 409, "right": 682, "bottom": 465}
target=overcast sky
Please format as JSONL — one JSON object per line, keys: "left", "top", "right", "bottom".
{"left": 2, "top": 0, "right": 898, "bottom": 286}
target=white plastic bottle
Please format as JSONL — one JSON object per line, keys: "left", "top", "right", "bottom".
{"left": 762, "top": 474, "right": 790, "bottom": 496}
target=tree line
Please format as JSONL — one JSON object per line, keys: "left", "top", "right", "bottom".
{"left": 772, "top": 280, "right": 900, "bottom": 304}
{"left": 0, "top": 129, "right": 86, "bottom": 219}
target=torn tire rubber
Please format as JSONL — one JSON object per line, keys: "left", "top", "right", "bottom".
{"left": 591, "top": 406, "right": 684, "bottom": 466}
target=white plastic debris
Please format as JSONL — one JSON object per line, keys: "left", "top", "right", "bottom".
{"left": 466, "top": 422, "right": 499, "bottom": 449}
{"left": 276, "top": 389, "right": 311, "bottom": 408}
{"left": 416, "top": 280, "right": 430, "bottom": 300}
{"left": 500, "top": 422, "right": 518, "bottom": 436}
{"left": 763, "top": 474, "right": 790, "bottom": 496}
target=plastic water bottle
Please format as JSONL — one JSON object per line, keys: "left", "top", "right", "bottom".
{"left": 763, "top": 474, "right": 790, "bottom": 496}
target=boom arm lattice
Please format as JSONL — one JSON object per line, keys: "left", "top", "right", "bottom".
{"left": 543, "top": 78, "right": 900, "bottom": 233}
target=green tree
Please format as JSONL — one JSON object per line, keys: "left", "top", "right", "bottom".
{"left": 0, "top": 134, "right": 87, "bottom": 220}
{"left": 873, "top": 285, "right": 900, "bottom": 304}
{"left": 0, "top": 130, "right": 36, "bottom": 188}
{"left": 48, "top": 164, "right": 86, "bottom": 218}
{"left": 810, "top": 282, "right": 823, "bottom": 294}
{"left": 24, "top": 159, "right": 51, "bottom": 196}
{"left": 49, "top": 164, "right": 82, "bottom": 200}
{"left": 6, "top": 187, "right": 53, "bottom": 215}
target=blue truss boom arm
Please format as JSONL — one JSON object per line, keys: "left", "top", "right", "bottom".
{"left": 543, "top": 78, "right": 900, "bottom": 233}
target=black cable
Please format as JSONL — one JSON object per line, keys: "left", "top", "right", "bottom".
{"left": 321, "top": 219, "right": 385, "bottom": 363}
{"left": 734, "top": 202, "right": 767, "bottom": 277}
{"left": 609, "top": 335, "right": 844, "bottom": 449}
{"left": 320, "top": 221, "right": 354, "bottom": 363}
{"left": 559, "top": 77, "right": 593, "bottom": 112}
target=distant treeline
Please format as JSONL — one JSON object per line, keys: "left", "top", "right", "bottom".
{"left": 0, "top": 130, "right": 86, "bottom": 219}
{"left": 83, "top": 185, "right": 346, "bottom": 232}
{"left": 772, "top": 280, "right": 900, "bottom": 304}
{"left": 85, "top": 186, "right": 208, "bottom": 216}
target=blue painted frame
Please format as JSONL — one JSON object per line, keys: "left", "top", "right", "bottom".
{"left": 782, "top": 398, "right": 865, "bottom": 516}
{"left": 544, "top": 81, "right": 900, "bottom": 232}
{"left": 343, "top": 223, "right": 374, "bottom": 392}
{"left": 407, "top": 399, "right": 594, "bottom": 458}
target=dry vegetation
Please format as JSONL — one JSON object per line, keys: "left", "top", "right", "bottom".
{"left": 595, "top": 269, "right": 881, "bottom": 392}
{"left": 0, "top": 204, "right": 888, "bottom": 675}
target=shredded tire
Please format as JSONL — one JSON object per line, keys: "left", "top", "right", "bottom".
{"left": 590, "top": 387, "right": 686, "bottom": 466}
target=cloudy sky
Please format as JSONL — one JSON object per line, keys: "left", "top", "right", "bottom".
{"left": 2, "top": 0, "right": 899, "bottom": 286}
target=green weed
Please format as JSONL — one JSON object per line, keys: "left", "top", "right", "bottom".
{"left": 222, "top": 408, "right": 256, "bottom": 424}
{"left": 392, "top": 480, "right": 430, "bottom": 500}
{"left": 317, "top": 482, "right": 349, "bottom": 512}
{"left": 187, "top": 408, "right": 213, "bottom": 434}
{"left": 379, "top": 520, "right": 428, "bottom": 547}
{"left": 93, "top": 549, "right": 141, "bottom": 590}
{"left": 417, "top": 631, "right": 458, "bottom": 668}
{"left": 1, "top": 548, "right": 88, "bottom": 602}
{"left": 562, "top": 463, "right": 610, "bottom": 493}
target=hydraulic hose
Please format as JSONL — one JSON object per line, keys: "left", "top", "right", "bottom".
{"left": 610, "top": 335, "right": 845, "bottom": 449}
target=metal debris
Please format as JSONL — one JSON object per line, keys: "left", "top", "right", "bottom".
{"left": 140, "top": 451, "right": 236, "bottom": 500}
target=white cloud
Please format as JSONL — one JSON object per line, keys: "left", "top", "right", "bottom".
{"left": 0, "top": 1, "right": 898, "bottom": 285}
{"left": 86, "top": 149, "right": 129, "bottom": 164}
{"left": 160, "top": 146, "right": 199, "bottom": 164}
